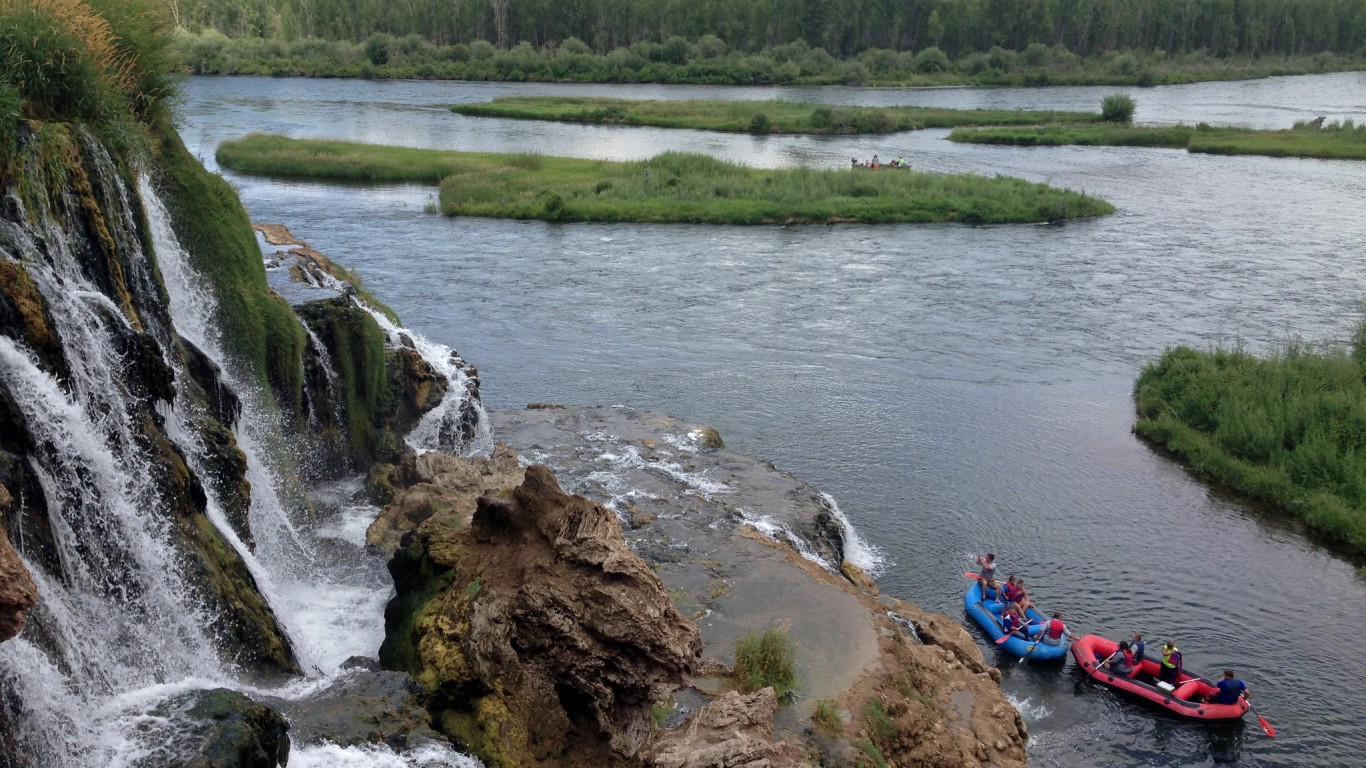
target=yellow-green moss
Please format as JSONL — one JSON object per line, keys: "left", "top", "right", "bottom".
{"left": 439, "top": 693, "right": 532, "bottom": 768}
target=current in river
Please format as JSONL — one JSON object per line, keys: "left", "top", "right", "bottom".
{"left": 180, "top": 72, "right": 1366, "bottom": 767}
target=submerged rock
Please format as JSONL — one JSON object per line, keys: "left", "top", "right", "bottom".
{"left": 268, "top": 668, "right": 444, "bottom": 752}
{"left": 142, "top": 689, "right": 290, "bottom": 768}
{"left": 382, "top": 462, "right": 702, "bottom": 767}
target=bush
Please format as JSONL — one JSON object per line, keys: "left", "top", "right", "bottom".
{"left": 734, "top": 627, "right": 796, "bottom": 697}
{"left": 364, "top": 33, "right": 392, "bottom": 65}
{"left": 914, "top": 47, "right": 949, "bottom": 73}
{"left": 748, "top": 112, "right": 771, "bottom": 133}
{"left": 1101, "top": 93, "right": 1137, "bottom": 122}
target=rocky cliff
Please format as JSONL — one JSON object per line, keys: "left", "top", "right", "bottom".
{"left": 378, "top": 407, "right": 1030, "bottom": 768}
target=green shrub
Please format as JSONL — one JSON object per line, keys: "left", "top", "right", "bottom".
{"left": 748, "top": 112, "right": 771, "bottom": 133}
{"left": 734, "top": 627, "right": 797, "bottom": 697}
{"left": 914, "top": 46, "right": 949, "bottom": 73}
{"left": 1101, "top": 93, "right": 1137, "bottom": 122}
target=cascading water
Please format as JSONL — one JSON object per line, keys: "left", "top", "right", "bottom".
{"left": 0, "top": 134, "right": 482, "bottom": 766}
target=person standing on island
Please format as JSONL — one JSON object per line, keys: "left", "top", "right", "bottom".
{"left": 1213, "top": 670, "right": 1249, "bottom": 704}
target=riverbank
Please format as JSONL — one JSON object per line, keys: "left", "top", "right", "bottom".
{"left": 215, "top": 133, "right": 1114, "bottom": 224}
{"left": 451, "top": 96, "right": 1101, "bottom": 134}
{"left": 1134, "top": 340, "right": 1366, "bottom": 556}
{"left": 171, "top": 30, "right": 1365, "bottom": 88}
{"left": 949, "top": 119, "right": 1366, "bottom": 160}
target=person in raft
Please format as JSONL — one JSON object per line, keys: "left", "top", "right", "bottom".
{"left": 1159, "top": 640, "right": 1183, "bottom": 685}
{"left": 1212, "top": 670, "right": 1249, "bottom": 704}
{"left": 1130, "top": 633, "right": 1146, "bottom": 662}
{"left": 976, "top": 553, "right": 998, "bottom": 598}
{"left": 1009, "top": 578, "right": 1032, "bottom": 614}
{"left": 1000, "top": 603, "right": 1031, "bottom": 639}
{"left": 871, "top": 154, "right": 880, "bottom": 168}
{"left": 1040, "top": 612, "right": 1073, "bottom": 645}
{"left": 1103, "top": 640, "right": 1138, "bottom": 677}
{"left": 998, "top": 575, "right": 1019, "bottom": 605}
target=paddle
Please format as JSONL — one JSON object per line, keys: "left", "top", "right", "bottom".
{"left": 1244, "top": 697, "right": 1276, "bottom": 737}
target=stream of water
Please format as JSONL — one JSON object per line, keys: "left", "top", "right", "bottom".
{"left": 175, "top": 72, "right": 1366, "bottom": 767}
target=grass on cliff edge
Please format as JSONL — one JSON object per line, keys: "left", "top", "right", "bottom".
{"left": 215, "top": 134, "right": 1113, "bottom": 225}
{"left": 451, "top": 96, "right": 1102, "bottom": 135}
{"left": 949, "top": 118, "right": 1366, "bottom": 161}
{"left": 1134, "top": 334, "right": 1366, "bottom": 556}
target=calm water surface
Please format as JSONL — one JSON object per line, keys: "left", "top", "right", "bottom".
{"left": 181, "top": 73, "right": 1366, "bottom": 767}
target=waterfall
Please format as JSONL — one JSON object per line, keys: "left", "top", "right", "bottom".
{"left": 0, "top": 137, "right": 484, "bottom": 765}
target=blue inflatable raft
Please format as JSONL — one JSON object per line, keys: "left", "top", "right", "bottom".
{"left": 963, "top": 581, "right": 1069, "bottom": 662}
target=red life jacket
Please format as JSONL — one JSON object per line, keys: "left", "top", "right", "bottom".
{"left": 1046, "top": 619, "right": 1065, "bottom": 639}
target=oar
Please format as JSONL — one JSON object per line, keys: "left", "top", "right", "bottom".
{"left": 1244, "top": 697, "right": 1276, "bottom": 737}
{"left": 962, "top": 571, "right": 983, "bottom": 580}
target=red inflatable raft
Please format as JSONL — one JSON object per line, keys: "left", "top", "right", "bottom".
{"left": 1071, "top": 634, "right": 1250, "bottom": 721}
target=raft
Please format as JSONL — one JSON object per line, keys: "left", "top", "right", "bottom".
{"left": 962, "top": 581, "right": 1069, "bottom": 662}
{"left": 1071, "top": 634, "right": 1250, "bottom": 721}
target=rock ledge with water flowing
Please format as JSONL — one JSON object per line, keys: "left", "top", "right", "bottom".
{"left": 378, "top": 406, "right": 1028, "bottom": 768}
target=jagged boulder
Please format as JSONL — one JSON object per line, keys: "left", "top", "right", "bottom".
{"left": 382, "top": 461, "right": 702, "bottom": 767}
{"left": 650, "top": 689, "right": 812, "bottom": 768}
{"left": 366, "top": 443, "right": 524, "bottom": 555}
{"left": 0, "top": 485, "right": 37, "bottom": 644}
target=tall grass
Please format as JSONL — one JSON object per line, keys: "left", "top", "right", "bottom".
{"left": 951, "top": 122, "right": 1366, "bottom": 160}
{"left": 1134, "top": 333, "right": 1366, "bottom": 554}
{"left": 734, "top": 627, "right": 797, "bottom": 697}
{"left": 0, "top": 0, "right": 175, "bottom": 160}
{"left": 451, "top": 96, "right": 1101, "bottom": 135}
{"left": 215, "top": 134, "right": 1114, "bottom": 225}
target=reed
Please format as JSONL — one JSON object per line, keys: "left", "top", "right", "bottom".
{"left": 949, "top": 120, "right": 1366, "bottom": 160}
{"left": 450, "top": 96, "right": 1101, "bottom": 135}
{"left": 215, "top": 134, "right": 1114, "bottom": 225}
{"left": 1134, "top": 336, "right": 1366, "bottom": 555}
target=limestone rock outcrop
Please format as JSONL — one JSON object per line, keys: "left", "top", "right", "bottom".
{"left": 366, "top": 443, "right": 524, "bottom": 555}
{"left": 382, "top": 461, "right": 702, "bottom": 767}
{"left": 649, "top": 689, "right": 812, "bottom": 768}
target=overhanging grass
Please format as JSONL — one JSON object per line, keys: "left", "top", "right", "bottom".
{"left": 451, "top": 96, "right": 1101, "bottom": 135}
{"left": 950, "top": 119, "right": 1366, "bottom": 160}
{"left": 1134, "top": 341, "right": 1366, "bottom": 555}
{"left": 215, "top": 133, "right": 1113, "bottom": 225}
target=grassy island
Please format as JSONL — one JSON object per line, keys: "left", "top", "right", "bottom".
{"left": 1135, "top": 337, "right": 1366, "bottom": 555}
{"left": 215, "top": 134, "right": 1113, "bottom": 225}
{"left": 451, "top": 96, "right": 1101, "bottom": 135}
{"left": 949, "top": 119, "right": 1366, "bottom": 161}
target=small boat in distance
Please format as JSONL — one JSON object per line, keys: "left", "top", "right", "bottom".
{"left": 963, "top": 581, "right": 1069, "bottom": 662}
{"left": 1071, "top": 634, "right": 1250, "bottom": 722}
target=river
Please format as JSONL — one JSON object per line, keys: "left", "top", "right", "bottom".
{"left": 179, "top": 72, "right": 1366, "bottom": 767}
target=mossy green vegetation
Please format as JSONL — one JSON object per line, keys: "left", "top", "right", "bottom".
{"left": 1134, "top": 334, "right": 1366, "bottom": 555}
{"left": 451, "top": 96, "right": 1101, "bottom": 135}
{"left": 734, "top": 627, "right": 797, "bottom": 697}
{"left": 950, "top": 118, "right": 1366, "bottom": 161}
{"left": 215, "top": 133, "right": 1113, "bottom": 225}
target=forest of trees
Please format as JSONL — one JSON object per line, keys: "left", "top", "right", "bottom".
{"left": 172, "top": 0, "right": 1364, "bottom": 59}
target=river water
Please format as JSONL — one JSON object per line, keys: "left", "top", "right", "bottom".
{"left": 179, "top": 72, "right": 1366, "bottom": 767}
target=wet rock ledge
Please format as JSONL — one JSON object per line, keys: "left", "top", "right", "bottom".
{"left": 373, "top": 405, "right": 1028, "bottom": 767}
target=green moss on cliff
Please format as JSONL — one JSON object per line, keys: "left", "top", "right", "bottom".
{"left": 151, "top": 122, "right": 306, "bottom": 408}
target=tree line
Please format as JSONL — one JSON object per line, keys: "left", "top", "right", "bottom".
{"left": 172, "top": 0, "right": 1364, "bottom": 58}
